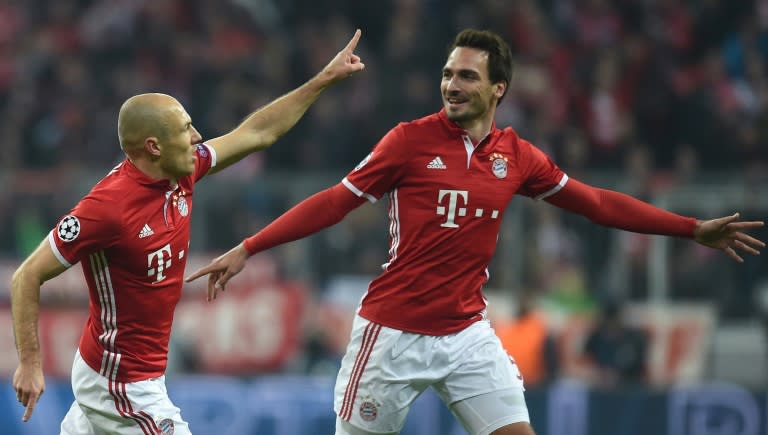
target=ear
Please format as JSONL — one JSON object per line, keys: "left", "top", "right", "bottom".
{"left": 494, "top": 81, "right": 507, "bottom": 100}
{"left": 144, "top": 137, "right": 161, "bottom": 157}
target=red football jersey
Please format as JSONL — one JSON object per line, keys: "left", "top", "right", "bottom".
{"left": 48, "top": 144, "right": 216, "bottom": 382}
{"left": 343, "top": 110, "right": 567, "bottom": 335}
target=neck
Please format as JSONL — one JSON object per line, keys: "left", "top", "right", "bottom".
{"left": 129, "top": 157, "right": 178, "bottom": 188}
{"left": 456, "top": 107, "right": 495, "bottom": 143}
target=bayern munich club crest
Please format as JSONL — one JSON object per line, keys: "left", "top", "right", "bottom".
{"left": 490, "top": 153, "right": 508, "bottom": 179}
{"left": 177, "top": 195, "right": 189, "bottom": 216}
{"left": 359, "top": 396, "right": 381, "bottom": 422}
{"left": 158, "top": 418, "right": 174, "bottom": 434}
{"left": 57, "top": 215, "right": 81, "bottom": 242}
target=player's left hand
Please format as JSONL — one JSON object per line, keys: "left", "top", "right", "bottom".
{"left": 319, "top": 28, "right": 365, "bottom": 85}
{"left": 185, "top": 243, "right": 249, "bottom": 301}
{"left": 694, "top": 213, "right": 765, "bottom": 262}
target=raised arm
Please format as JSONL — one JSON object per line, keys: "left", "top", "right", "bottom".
{"left": 546, "top": 177, "right": 764, "bottom": 261}
{"left": 11, "top": 239, "right": 68, "bottom": 422}
{"left": 206, "top": 29, "right": 365, "bottom": 174}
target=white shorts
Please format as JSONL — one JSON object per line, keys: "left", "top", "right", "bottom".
{"left": 60, "top": 350, "right": 190, "bottom": 435}
{"left": 333, "top": 314, "right": 529, "bottom": 434}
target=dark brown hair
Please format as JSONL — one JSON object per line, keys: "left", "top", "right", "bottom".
{"left": 448, "top": 29, "right": 514, "bottom": 104}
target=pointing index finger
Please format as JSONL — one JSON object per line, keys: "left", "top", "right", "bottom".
{"left": 22, "top": 394, "right": 38, "bottom": 422}
{"left": 185, "top": 265, "right": 214, "bottom": 282}
{"left": 344, "top": 29, "right": 362, "bottom": 52}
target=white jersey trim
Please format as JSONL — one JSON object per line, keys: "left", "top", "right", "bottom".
{"left": 342, "top": 177, "right": 378, "bottom": 203}
{"left": 534, "top": 173, "right": 569, "bottom": 201}
{"left": 89, "top": 250, "right": 121, "bottom": 379}
{"left": 47, "top": 231, "right": 73, "bottom": 268}
{"left": 202, "top": 143, "right": 217, "bottom": 168}
{"left": 382, "top": 188, "right": 401, "bottom": 270}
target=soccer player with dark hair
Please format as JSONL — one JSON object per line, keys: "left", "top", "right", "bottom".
{"left": 187, "top": 29, "right": 764, "bottom": 435}
{"left": 11, "top": 30, "right": 364, "bottom": 434}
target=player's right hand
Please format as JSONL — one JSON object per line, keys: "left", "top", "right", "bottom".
{"left": 13, "top": 363, "right": 45, "bottom": 422}
{"left": 185, "top": 242, "right": 249, "bottom": 301}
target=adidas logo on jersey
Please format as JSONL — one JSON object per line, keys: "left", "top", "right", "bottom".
{"left": 139, "top": 224, "right": 154, "bottom": 239}
{"left": 427, "top": 156, "right": 447, "bottom": 169}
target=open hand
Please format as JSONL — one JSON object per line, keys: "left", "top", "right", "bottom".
{"left": 694, "top": 213, "right": 765, "bottom": 262}
{"left": 185, "top": 243, "right": 249, "bottom": 301}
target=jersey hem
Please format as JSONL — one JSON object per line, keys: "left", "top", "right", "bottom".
{"left": 357, "top": 311, "right": 481, "bottom": 337}
{"left": 78, "top": 346, "right": 166, "bottom": 383}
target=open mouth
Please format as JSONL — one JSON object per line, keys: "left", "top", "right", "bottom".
{"left": 445, "top": 97, "right": 467, "bottom": 109}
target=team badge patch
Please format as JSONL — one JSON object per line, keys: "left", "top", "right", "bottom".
{"left": 177, "top": 196, "right": 189, "bottom": 217}
{"left": 489, "top": 153, "right": 508, "bottom": 179}
{"left": 158, "top": 418, "right": 175, "bottom": 434}
{"left": 354, "top": 152, "right": 373, "bottom": 171}
{"left": 359, "top": 396, "right": 380, "bottom": 422}
{"left": 196, "top": 144, "right": 208, "bottom": 158}
{"left": 57, "top": 215, "right": 81, "bottom": 242}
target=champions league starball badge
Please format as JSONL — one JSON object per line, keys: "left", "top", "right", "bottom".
{"left": 354, "top": 152, "right": 373, "bottom": 171}
{"left": 57, "top": 215, "right": 81, "bottom": 242}
{"left": 490, "top": 153, "right": 508, "bottom": 179}
{"left": 177, "top": 196, "right": 188, "bottom": 216}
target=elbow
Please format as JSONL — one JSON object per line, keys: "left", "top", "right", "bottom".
{"left": 10, "top": 265, "right": 28, "bottom": 300}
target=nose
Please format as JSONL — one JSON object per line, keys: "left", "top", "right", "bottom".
{"left": 191, "top": 126, "right": 203, "bottom": 144}
{"left": 444, "top": 76, "right": 460, "bottom": 93}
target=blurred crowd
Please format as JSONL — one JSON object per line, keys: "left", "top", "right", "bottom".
{"left": 0, "top": 0, "right": 765, "bottom": 172}
{"left": 0, "top": 0, "right": 767, "bottom": 387}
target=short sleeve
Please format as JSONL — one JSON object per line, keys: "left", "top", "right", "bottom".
{"left": 192, "top": 143, "right": 217, "bottom": 182}
{"left": 48, "top": 196, "right": 121, "bottom": 267}
{"left": 516, "top": 139, "right": 569, "bottom": 200}
{"left": 342, "top": 124, "right": 410, "bottom": 203}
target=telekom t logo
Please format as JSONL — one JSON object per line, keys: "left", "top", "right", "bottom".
{"left": 436, "top": 189, "right": 501, "bottom": 227}
{"left": 147, "top": 243, "right": 172, "bottom": 283}
{"left": 436, "top": 189, "right": 468, "bottom": 228}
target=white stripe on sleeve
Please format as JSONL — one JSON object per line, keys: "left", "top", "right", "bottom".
{"left": 534, "top": 173, "right": 569, "bottom": 201}
{"left": 342, "top": 177, "right": 378, "bottom": 203}
{"left": 47, "top": 231, "right": 72, "bottom": 268}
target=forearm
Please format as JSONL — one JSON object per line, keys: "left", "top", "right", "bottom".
{"left": 547, "top": 179, "right": 696, "bottom": 237}
{"left": 239, "top": 72, "right": 335, "bottom": 146}
{"left": 590, "top": 189, "right": 695, "bottom": 236}
{"left": 207, "top": 73, "right": 337, "bottom": 172}
{"left": 244, "top": 183, "right": 365, "bottom": 255}
{"left": 11, "top": 267, "right": 42, "bottom": 366}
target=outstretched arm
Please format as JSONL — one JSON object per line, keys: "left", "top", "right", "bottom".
{"left": 11, "top": 239, "right": 68, "bottom": 422}
{"left": 206, "top": 29, "right": 366, "bottom": 174}
{"left": 546, "top": 178, "right": 764, "bottom": 261}
{"left": 186, "top": 183, "right": 366, "bottom": 299}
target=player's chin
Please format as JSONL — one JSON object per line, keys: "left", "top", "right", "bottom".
{"left": 444, "top": 106, "right": 468, "bottom": 122}
{"left": 180, "top": 164, "right": 195, "bottom": 176}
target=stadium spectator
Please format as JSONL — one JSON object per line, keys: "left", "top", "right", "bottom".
{"left": 583, "top": 299, "right": 649, "bottom": 388}
{"left": 496, "top": 291, "right": 559, "bottom": 388}
{"left": 186, "top": 28, "right": 764, "bottom": 435}
{"left": 10, "top": 30, "right": 364, "bottom": 433}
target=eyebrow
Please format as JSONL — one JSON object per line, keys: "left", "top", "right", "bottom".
{"left": 443, "top": 67, "right": 480, "bottom": 77}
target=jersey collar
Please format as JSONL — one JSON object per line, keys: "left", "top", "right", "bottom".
{"left": 437, "top": 108, "right": 499, "bottom": 145}
{"left": 122, "top": 158, "right": 177, "bottom": 190}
